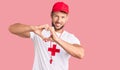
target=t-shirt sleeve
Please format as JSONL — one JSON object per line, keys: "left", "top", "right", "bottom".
{"left": 30, "top": 32, "right": 35, "bottom": 39}
{"left": 69, "top": 34, "right": 81, "bottom": 45}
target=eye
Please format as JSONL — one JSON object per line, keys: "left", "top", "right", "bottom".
{"left": 61, "top": 16, "right": 65, "bottom": 19}
{"left": 53, "top": 15, "right": 58, "bottom": 18}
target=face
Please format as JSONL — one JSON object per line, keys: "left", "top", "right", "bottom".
{"left": 51, "top": 11, "right": 68, "bottom": 30}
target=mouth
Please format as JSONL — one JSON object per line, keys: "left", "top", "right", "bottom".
{"left": 55, "top": 23, "right": 61, "bottom": 27}
{"left": 52, "top": 22, "right": 64, "bottom": 30}
{"left": 54, "top": 22, "right": 61, "bottom": 27}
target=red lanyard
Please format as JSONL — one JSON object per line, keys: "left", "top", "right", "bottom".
{"left": 48, "top": 31, "right": 63, "bottom": 64}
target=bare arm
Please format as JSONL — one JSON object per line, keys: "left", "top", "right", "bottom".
{"left": 8, "top": 23, "right": 49, "bottom": 38}
{"left": 49, "top": 27, "right": 84, "bottom": 59}
{"left": 8, "top": 23, "right": 35, "bottom": 38}
{"left": 56, "top": 39, "right": 84, "bottom": 59}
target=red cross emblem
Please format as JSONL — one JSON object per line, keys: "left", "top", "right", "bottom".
{"left": 48, "top": 44, "right": 60, "bottom": 64}
{"left": 48, "top": 44, "right": 60, "bottom": 56}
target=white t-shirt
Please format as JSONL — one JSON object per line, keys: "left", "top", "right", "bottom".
{"left": 30, "top": 30, "right": 80, "bottom": 70}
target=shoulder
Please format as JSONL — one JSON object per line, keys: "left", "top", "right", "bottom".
{"left": 63, "top": 31, "right": 76, "bottom": 38}
{"left": 62, "top": 31, "right": 80, "bottom": 44}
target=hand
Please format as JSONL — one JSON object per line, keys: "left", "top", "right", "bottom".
{"left": 32, "top": 24, "right": 49, "bottom": 39}
{"left": 48, "top": 27, "right": 59, "bottom": 42}
{"left": 31, "top": 25, "right": 59, "bottom": 42}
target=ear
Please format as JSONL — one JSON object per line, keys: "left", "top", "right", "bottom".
{"left": 50, "top": 12, "right": 53, "bottom": 18}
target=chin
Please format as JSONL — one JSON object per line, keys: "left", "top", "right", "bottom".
{"left": 55, "top": 27, "right": 60, "bottom": 30}
{"left": 52, "top": 23, "right": 64, "bottom": 30}
{"left": 54, "top": 27, "right": 63, "bottom": 31}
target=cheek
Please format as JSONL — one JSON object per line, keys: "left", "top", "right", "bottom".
{"left": 52, "top": 19, "right": 55, "bottom": 23}
{"left": 63, "top": 19, "right": 67, "bottom": 23}
{"left": 52, "top": 17, "right": 57, "bottom": 22}
{"left": 52, "top": 18, "right": 55, "bottom": 22}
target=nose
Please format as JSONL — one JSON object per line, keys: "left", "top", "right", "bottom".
{"left": 57, "top": 17, "right": 61, "bottom": 23}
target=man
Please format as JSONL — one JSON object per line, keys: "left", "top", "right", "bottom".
{"left": 9, "top": 2, "right": 84, "bottom": 70}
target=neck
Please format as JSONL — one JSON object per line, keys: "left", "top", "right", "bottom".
{"left": 55, "top": 29, "right": 64, "bottom": 33}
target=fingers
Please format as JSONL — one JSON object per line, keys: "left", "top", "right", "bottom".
{"left": 43, "top": 36, "right": 54, "bottom": 42}
{"left": 43, "top": 24, "right": 49, "bottom": 30}
{"left": 33, "top": 24, "right": 57, "bottom": 42}
{"left": 36, "top": 24, "right": 54, "bottom": 31}
{"left": 48, "top": 27, "right": 55, "bottom": 34}
{"left": 38, "top": 24, "right": 49, "bottom": 30}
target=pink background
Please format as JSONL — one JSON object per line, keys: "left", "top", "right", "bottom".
{"left": 0, "top": 0, "right": 120, "bottom": 70}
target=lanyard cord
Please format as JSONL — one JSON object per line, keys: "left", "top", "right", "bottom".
{"left": 49, "top": 30, "right": 64, "bottom": 64}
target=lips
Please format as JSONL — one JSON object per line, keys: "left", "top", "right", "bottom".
{"left": 55, "top": 23, "right": 61, "bottom": 27}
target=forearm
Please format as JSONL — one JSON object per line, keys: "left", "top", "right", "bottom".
{"left": 9, "top": 23, "right": 33, "bottom": 34}
{"left": 56, "top": 39, "right": 84, "bottom": 59}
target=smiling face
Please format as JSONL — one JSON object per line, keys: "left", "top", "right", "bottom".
{"left": 51, "top": 11, "right": 68, "bottom": 31}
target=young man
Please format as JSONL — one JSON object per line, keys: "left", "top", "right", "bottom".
{"left": 9, "top": 2, "right": 84, "bottom": 70}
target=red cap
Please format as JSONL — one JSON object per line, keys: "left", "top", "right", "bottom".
{"left": 52, "top": 2, "right": 69, "bottom": 14}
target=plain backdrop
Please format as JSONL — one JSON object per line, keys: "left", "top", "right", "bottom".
{"left": 0, "top": 0, "right": 120, "bottom": 70}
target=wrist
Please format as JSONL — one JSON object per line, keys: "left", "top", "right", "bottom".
{"left": 55, "top": 38, "right": 61, "bottom": 43}
{"left": 30, "top": 25, "right": 36, "bottom": 31}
